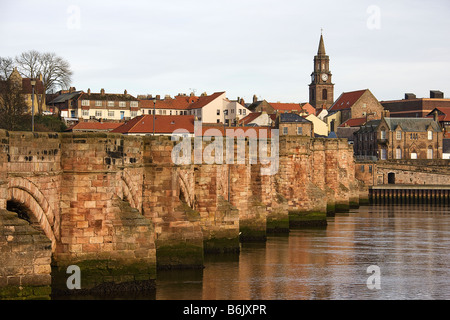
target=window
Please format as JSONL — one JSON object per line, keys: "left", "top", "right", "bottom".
{"left": 297, "top": 127, "right": 303, "bottom": 135}
{"left": 369, "top": 165, "right": 372, "bottom": 173}
{"left": 243, "top": 109, "right": 246, "bottom": 115}
{"left": 238, "top": 109, "right": 242, "bottom": 115}
{"left": 82, "top": 110, "right": 89, "bottom": 116}
{"left": 411, "top": 152, "right": 417, "bottom": 159}
{"left": 119, "top": 101, "right": 126, "bottom": 108}
{"left": 396, "top": 147, "right": 402, "bottom": 159}
{"left": 396, "top": 131, "right": 402, "bottom": 140}
{"left": 108, "top": 101, "right": 115, "bottom": 107}
{"left": 108, "top": 111, "right": 115, "bottom": 117}
{"left": 360, "top": 165, "right": 365, "bottom": 173}
{"left": 322, "top": 89, "right": 327, "bottom": 100}
{"left": 428, "top": 130, "right": 433, "bottom": 140}
{"left": 131, "top": 111, "right": 137, "bottom": 118}
{"left": 95, "top": 110, "right": 102, "bottom": 117}
{"left": 81, "top": 100, "right": 90, "bottom": 106}
{"left": 95, "top": 100, "right": 102, "bottom": 107}
{"left": 224, "top": 110, "right": 228, "bottom": 115}
{"left": 380, "top": 148, "right": 387, "bottom": 160}
{"left": 231, "top": 109, "right": 235, "bottom": 114}
{"left": 131, "top": 101, "right": 138, "bottom": 108}
{"left": 427, "top": 147, "right": 433, "bottom": 159}
{"left": 283, "top": 127, "right": 288, "bottom": 135}
{"left": 380, "top": 129, "right": 386, "bottom": 140}
{"left": 217, "top": 109, "right": 220, "bottom": 115}
{"left": 216, "top": 119, "right": 220, "bottom": 123}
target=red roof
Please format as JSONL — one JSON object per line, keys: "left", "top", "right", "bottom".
{"left": 238, "top": 112, "right": 276, "bottom": 125}
{"left": 187, "top": 92, "right": 225, "bottom": 110}
{"left": 329, "top": 89, "right": 367, "bottom": 112}
{"left": 200, "top": 125, "right": 274, "bottom": 138}
{"left": 111, "top": 115, "right": 195, "bottom": 134}
{"left": 68, "top": 122, "right": 122, "bottom": 131}
{"left": 339, "top": 117, "right": 367, "bottom": 128}
{"left": 427, "top": 107, "right": 450, "bottom": 122}
{"left": 140, "top": 95, "right": 199, "bottom": 110}
{"left": 270, "top": 102, "right": 303, "bottom": 112}
{"left": 301, "top": 103, "right": 316, "bottom": 115}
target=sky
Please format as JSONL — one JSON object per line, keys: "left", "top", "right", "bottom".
{"left": 1, "top": 0, "right": 450, "bottom": 103}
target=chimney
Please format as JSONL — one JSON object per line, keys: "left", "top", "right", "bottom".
{"left": 87, "top": 88, "right": 91, "bottom": 95}
{"left": 124, "top": 89, "right": 128, "bottom": 95}
{"left": 100, "top": 88, "right": 105, "bottom": 96}
{"left": 430, "top": 90, "right": 444, "bottom": 99}
{"left": 253, "top": 94, "right": 258, "bottom": 103}
{"left": 156, "top": 95, "right": 161, "bottom": 100}
{"left": 165, "top": 94, "right": 171, "bottom": 100}
{"left": 405, "top": 93, "right": 416, "bottom": 100}
{"left": 434, "top": 110, "right": 439, "bottom": 122}
{"left": 201, "top": 92, "right": 207, "bottom": 97}
{"left": 69, "top": 87, "right": 75, "bottom": 93}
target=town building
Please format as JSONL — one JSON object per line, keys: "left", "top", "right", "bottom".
{"left": 309, "top": 33, "right": 334, "bottom": 110}
{"left": 326, "top": 89, "right": 384, "bottom": 133}
{"left": 49, "top": 88, "right": 141, "bottom": 122}
{"left": 7, "top": 68, "right": 47, "bottom": 114}
{"left": 111, "top": 115, "right": 195, "bottom": 137}
{"left": 275, "top": 113, "right": 313, "bottom": 137}
{"left": 139, "top": 94, "right": 199, "bottom": 116}
{"left": 238, "top": 112, "right": 276, "bottom": 127}
{"left": 354, "top": 116, "right": 444, "bottom": 160}
{"left": 381, "top": 91, "right": 450, "bottom": 118}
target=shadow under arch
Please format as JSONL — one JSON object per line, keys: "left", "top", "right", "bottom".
{"left": 7, "top": 182, "right": 57, "bottom": 251}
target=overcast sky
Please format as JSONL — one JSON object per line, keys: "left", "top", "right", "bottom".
{"left": 1, "top": 0, "right": 449, "bottom": 103}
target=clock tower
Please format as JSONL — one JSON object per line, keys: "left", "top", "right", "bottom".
{"left": 309, "top": 32, "right": 334, "bottom": 110}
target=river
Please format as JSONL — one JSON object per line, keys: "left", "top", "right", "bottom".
{"left": 154, "top": 205, "right": 450, "bottom": 300}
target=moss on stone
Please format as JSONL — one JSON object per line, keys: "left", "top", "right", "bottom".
{"left": 0, "top": 285, "right": 51, "bottom": 300}
{"left": 266, "top": 217, "right": 290, "bottom": 234}
{"left": 156, "top": 243, "right": 204, "bottom": 269}
{"left": 203, "top": 237, "right": 240, "bottom": 254}
{"left": 335, "top": 203, "right": 350, "bottom": 212}
{"left": 288, "top": 211, "right": 327, "bottom": 228}
{"left": 239, "top": 226, "right": 267, "bottom": 242}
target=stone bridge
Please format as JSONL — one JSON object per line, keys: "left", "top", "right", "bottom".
{"left": 0, "top": 129, "right": 361, "bottom": 298}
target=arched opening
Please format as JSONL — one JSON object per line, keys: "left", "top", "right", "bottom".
{"left": 322, "top": 89, "right": 328, "bottom": 100}
{"left": 388, "top": 172, "right": 395, "bottom": 184}
{"left": 7, "top": 200, "right": 35, "bottom": 225}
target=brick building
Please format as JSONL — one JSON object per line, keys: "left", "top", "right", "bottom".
{"left": 326, "top": 89, "right": 384, "bottom": 132}
{"left": 275, "top": 113, "right": 313, "bottom": 137}
{"left": 381, "top": 91, "right": 450, "bottom": 118}
{"left": 354, "top": 116, "right": 444, "bottom": 160}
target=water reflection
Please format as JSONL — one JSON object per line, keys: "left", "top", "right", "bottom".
{"left": 156, "top": 205, "right": 450, "bottom": 300}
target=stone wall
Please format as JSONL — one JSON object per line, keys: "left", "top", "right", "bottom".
{"left": 0, "top": 130, "right": 361, "bottom": 297}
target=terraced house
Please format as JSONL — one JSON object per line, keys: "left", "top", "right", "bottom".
{"left": 50, "top": 88, "right": 141, "bottom": 122}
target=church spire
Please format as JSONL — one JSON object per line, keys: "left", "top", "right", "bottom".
{"left": 317, "top": 30, "right": 326, "bottom": 55}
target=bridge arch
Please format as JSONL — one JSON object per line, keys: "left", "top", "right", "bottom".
{"left": 120, "top": 170, "right": 141, "bottom": 212}
{"left": 7, "top": 178, "right": 57, "bottom": 251}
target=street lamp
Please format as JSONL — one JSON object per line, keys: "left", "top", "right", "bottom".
{"left": 30, "top": 79, "right": 36, "bottom": 132}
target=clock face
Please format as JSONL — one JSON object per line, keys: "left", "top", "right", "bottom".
{"left": 321, "top": 73, "right": 328, "bottom": 81}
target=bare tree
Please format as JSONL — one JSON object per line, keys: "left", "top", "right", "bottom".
{"left": 15, "top": 50, "right": 41, "bottom": 79}
{"left": 0, "top": 78, "right": 28, "bottom": 131}
{"left": 15, "top": 50, "right": 73, "bottom": 113}
{"left": 0, "top": 56, "right": 15, "bottom": 80}
{"left": 39, "top": 52, "right": 73, "bottom": 92}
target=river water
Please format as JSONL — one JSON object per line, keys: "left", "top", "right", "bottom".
{"left": 154, "top": 205, "right": 450, "bottom": 300}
